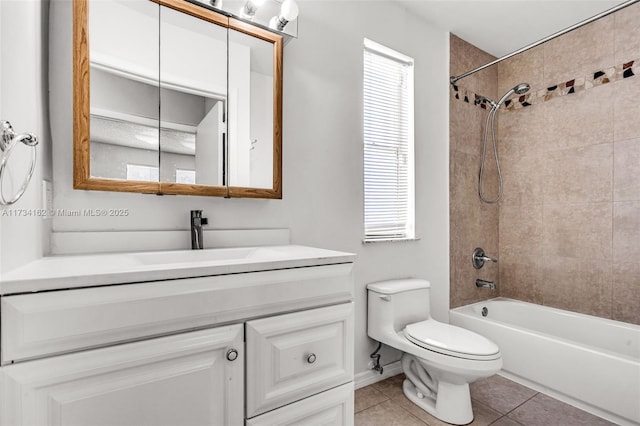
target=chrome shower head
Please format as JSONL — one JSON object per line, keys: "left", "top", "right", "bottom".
{"left": 496, "top": 82, "right": 530, "bottom": 108}
{"left": 513, "top": 83, "right": 530, "bottom": 95}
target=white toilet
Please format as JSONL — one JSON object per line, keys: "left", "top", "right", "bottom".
{"left": 367, "top": 279, "right": 502, "bottom": 425}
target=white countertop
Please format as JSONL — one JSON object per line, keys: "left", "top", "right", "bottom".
{"left": 0, "top": 245, "right": 356, "bottom": 295}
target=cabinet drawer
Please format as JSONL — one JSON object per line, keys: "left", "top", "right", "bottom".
{"left": 246, "top": 382, "right": 354, "bottom": 426}
{"left": 246, "top": 302, "right": 354, "bottom": 418}
{"left": 1, "top": 263, "right": 353, "bottom": 363}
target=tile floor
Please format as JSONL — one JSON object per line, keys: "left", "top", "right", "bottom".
{"left": 355, "top": 374, "right": 616, "bottom": 426}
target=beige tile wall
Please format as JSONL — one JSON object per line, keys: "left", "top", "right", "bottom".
{"left": 449, "top": 35, "right": 499, "bottom": 308}
{"left": 495, "top": 2, "right": 640, "bottom": 324}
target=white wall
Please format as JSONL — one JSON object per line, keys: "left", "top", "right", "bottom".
{"left": 0, "top": 0, "right": 52, "bottom": 277}
{"left": 47, "top": 0, "right": 449, "bottom": 375}
{"left": 282, "top": 1, "right": 450, "bottom": 374}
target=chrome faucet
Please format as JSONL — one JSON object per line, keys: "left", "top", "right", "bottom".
{"left": 476, "top": 279, "right": 496, "bottom": 290}
{"left": 190, "top": 210, "right": 208, "bottom": 250}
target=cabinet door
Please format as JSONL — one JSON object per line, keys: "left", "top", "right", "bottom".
{"left": 0, "top": 325, "right": 243, "bottom": 426}
{"left": 246, "top": 303, "right": 354, "bottom": 417}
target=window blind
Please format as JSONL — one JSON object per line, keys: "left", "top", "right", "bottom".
{"left": 363, "top": 39, "right": 415, "bottom": 241}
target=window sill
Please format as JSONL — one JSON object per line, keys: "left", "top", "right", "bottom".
{"left": 362, "top": 237, "right": 421, "bottom": 244}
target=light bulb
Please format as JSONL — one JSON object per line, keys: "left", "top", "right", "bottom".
{"left": 270, "top": 0, "right": 298, "bottom": 31}
{"left": 242, "top": 0, "right": 265, "bottom": 18}
{"left": 268, "top": 16, "right": 279, "bottom": 29}
{"left": 280, "top": 0, "right": 298, "bottom": 21}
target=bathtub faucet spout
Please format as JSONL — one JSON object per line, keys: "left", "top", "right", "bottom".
{"left": 476, "top": 279, "right": 496, "bottom": 290}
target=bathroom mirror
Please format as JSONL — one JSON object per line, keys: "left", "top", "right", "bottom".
{"left": 74, "top": 0, "right": 283, "bottom": 198}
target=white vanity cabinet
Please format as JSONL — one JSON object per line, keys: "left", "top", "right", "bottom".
{"left": 0, "top": 246, "right": 355, "bottom": 426}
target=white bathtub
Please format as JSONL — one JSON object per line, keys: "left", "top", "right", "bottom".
{"left": 450, "top": 298, "right": 640, "bottom": 426}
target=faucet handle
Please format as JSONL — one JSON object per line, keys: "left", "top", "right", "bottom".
{"left": 190, "top": 210, "right": 208, "bottom": 226}
{"left": 472, "top": 247, "right": 497, "bottom": 269}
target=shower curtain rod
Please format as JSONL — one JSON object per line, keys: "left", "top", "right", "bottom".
{"left": 450, "top": 0, "right": 640, "bottom": 85}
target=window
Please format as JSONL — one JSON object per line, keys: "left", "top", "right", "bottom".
{"left": 176, "top": 169, "right": 196, "bottom": 184}
{"left": 126, "top": 164, "right": 159, "bottom": 182}
{"left": 363, "top": 39, "right": 415, "bottom": 241}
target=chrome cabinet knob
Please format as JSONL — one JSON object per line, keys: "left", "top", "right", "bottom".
{"left": 307, "top": 353, "right": 316, "bottom": 364}
{"left": 226, "top": 349, "right": 238, "bottom": 361}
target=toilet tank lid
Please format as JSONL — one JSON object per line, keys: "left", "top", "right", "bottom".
{"left": 367, "top": 279, "right": 430, "bottom": 294}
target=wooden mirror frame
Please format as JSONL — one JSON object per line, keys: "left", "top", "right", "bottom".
{"left": 73, "top": 0, "right": 283, "bottom": 198}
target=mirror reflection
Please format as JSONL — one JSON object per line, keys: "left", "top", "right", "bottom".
{"left": 228, "top": 27, "right": 274, "bottom": 189}
{"left": 89, "top": 0, "right": 160, "bottom": 182}
{"left": 159, "top": 5, "right": 227, "bottom": 186}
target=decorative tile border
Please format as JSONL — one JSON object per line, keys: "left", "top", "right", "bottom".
{"left": 451, "top": 57, "right": 639, "bottom": 112}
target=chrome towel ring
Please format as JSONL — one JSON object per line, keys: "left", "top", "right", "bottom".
{"left": 0, "top": 120, "right": 38, "bottom": 206}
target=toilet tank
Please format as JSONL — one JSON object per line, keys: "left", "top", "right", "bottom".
{"left": 367, "top": 279, "right": 431, "bottom": 342}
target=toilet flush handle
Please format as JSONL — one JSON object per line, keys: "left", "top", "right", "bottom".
{"left": 379, "top": 295, "right": 391, "bottom": 301}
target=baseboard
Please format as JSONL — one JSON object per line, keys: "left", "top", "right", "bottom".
{"left": 354, "top": 361, "right": 402, "bottom": 389}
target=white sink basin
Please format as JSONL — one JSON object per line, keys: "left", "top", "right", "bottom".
{"left": 131, "top": 247, "right": 282, "bottom": 265}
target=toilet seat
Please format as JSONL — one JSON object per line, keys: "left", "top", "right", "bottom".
{"left": 404, "top": 320, "right": 500, "bottom": 361}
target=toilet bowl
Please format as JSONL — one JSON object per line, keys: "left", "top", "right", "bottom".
{"left": 367, "top": 279, "right": 502, "bottom": 425}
